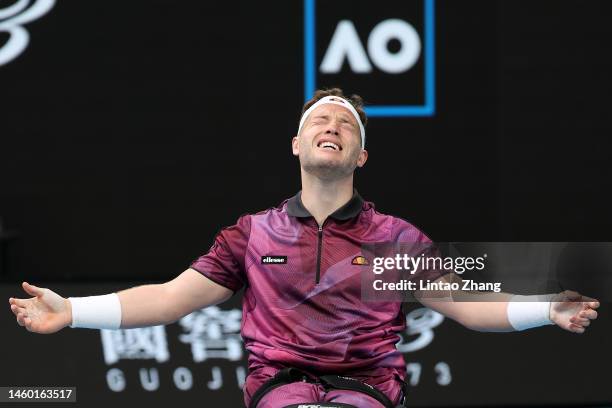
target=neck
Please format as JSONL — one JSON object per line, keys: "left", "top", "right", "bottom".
{"left": 300, "top": 170, "right": 354, "bottom": 226}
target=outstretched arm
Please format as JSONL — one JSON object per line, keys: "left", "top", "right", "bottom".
{"left": 8, "top": 268, "right": 232, "bottom": 334}
{"left": 118, "top": 268, "right": 232, "bottom": 328}
{"left": 416, "top": 273, "right": 599, "bottom": 333}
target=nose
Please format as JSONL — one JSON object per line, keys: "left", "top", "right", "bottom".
{"left": 325, "top": 120, "right": 340, "bottom": 136}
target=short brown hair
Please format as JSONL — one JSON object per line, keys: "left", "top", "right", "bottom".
{"left": 301, "top": 88, "right": 367, "bottom": 127}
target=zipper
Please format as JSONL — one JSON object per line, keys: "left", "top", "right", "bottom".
{"left": 315, "top": 224, "right": 323, "bottom": 284}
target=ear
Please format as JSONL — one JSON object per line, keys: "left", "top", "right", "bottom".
{"left": 356, "top": 149, "right": 368, "bottom": 168}
{"left": 292, "top": 136, "right": 300, "bottom": 156}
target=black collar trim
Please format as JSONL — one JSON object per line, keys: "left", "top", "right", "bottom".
{"left": 286, "top": 190, "right": 364, "bottom": 220}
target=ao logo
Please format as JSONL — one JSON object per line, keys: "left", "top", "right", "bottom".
{"left": 0, "top": 0, "right": 56, "bottom": 66}
{"left": 320, "top": 19, "right": 421, "bottom": 74}
{"left": 304, "top": 0, "right": 436, "bottom": 117}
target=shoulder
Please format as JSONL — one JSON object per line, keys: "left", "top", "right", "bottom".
{"left": 224, "top": 199, "right": 292, "bottom": 235}
{"left": 362, "top": 200, "right": 432, "bottom": 243}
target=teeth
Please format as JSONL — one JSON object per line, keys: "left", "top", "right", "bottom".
{"left": 320, "top": 142, "right": 340, "bottom": 151}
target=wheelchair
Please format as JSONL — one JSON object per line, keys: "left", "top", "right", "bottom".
{"left": 249, "top": 367, "right": 407, "bottom": 408}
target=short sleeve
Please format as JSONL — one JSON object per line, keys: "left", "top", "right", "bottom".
{"left": 391, "top": 217, "right": 451, "bottom": 284}
{"left": 190, "top": 215, "right": 251, "bottom": 293}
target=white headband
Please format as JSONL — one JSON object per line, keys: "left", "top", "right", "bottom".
{"left": 298, "top": 96, "right": 366, "bottom": 147}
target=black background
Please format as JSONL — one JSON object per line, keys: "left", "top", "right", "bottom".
{"left": 1, "top": 1, "right": 610, "bottom": 282}
{"left": 1, "top": 0, "right": 611, "bottom": 406}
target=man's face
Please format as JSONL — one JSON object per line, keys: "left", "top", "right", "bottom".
{"left": 292, "top": 103, "right": 368, "bottom": 180}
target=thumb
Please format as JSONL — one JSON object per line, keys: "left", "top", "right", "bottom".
{"left": 22, "top": 282, "right": 45, "bottom": 297}
{"left": 578, "top": 295, "right": 600, "bottom": 309}
{"left": 563, "top": 290, "right": 582, "bottom": 302}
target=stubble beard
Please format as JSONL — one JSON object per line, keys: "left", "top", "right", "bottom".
{"left": 300, "top": 151, "right": 358, "bottom": 181}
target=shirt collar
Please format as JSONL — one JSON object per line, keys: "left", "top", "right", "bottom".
{"left": 286, "top": 190, "right": 364, "bottom": 220}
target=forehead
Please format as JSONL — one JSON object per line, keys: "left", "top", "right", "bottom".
{"left": 309, "top": 103, "right": 357, "bottom": 123}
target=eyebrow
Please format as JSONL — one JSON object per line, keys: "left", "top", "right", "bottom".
{"left": 312, "top": 113, "right": 353, "bottom": 123}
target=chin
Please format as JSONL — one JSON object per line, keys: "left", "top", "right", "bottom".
{"left": 303, "top": 160, "right": 354, "bottom": 180}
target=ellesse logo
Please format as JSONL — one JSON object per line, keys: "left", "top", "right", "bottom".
{"left": 351, "top": 255, "right": 369, "bottom": 265}
{"left": 261, "top": 256, "right": 287, "bottom": 264}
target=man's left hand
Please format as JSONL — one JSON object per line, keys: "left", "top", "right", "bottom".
{"left": 550, "top": 290, "right": 600, "bottom": 334}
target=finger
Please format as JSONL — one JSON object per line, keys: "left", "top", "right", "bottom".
{"left": 580, "top": 309, "right": 598, "bottom": 320}
{"left": 578, "top": 294, "right": 598, "bottom": 303}
{"left": 10, "top": 298, "right": 28, "bottom": 307}
{"left": 569, "top": 323, "right": 585, "bottom": 334}
{"left": 22, "top": 282, "right": 45, "bottom": 297}
{"left": 10, "top": 304, "right": 26, "bottom": 317}
{"left": 571, "top": 318, "right": 591, "bottom": 328}
{"left": 587, "top": 300, "right": 600, "bottom": 309}
{"left": 16, "top": 313, "right": 26, "bottom": 326}
{"left": 24, "top": 317, "right": 33, "bottom": 332}
{"left": 24, "top": 317, "right": 40, "bottom": 333}
{"left": 570, "top": 316, "right": 588, "bottom": 325}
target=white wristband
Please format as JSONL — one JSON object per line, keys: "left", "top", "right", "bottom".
{"left": 506, "top": 294, "right": 555, "bottom": 331}
{"left": 69, "top": 293, "right": 122, "bottom": 330}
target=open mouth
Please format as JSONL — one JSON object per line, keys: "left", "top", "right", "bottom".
{"left": 317, "top": 141, "right": 342, "bottom": 151}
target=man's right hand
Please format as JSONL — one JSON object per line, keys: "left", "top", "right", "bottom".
{"left": 8, "top": 282, "right": 72, "bottom": 334}
{"left": 8, "top": 270, "right": 233, "bottom": 332}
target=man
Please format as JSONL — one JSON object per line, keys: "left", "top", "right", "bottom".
{"left": 8, "top": 88, "right": 600, "bottom": 408}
